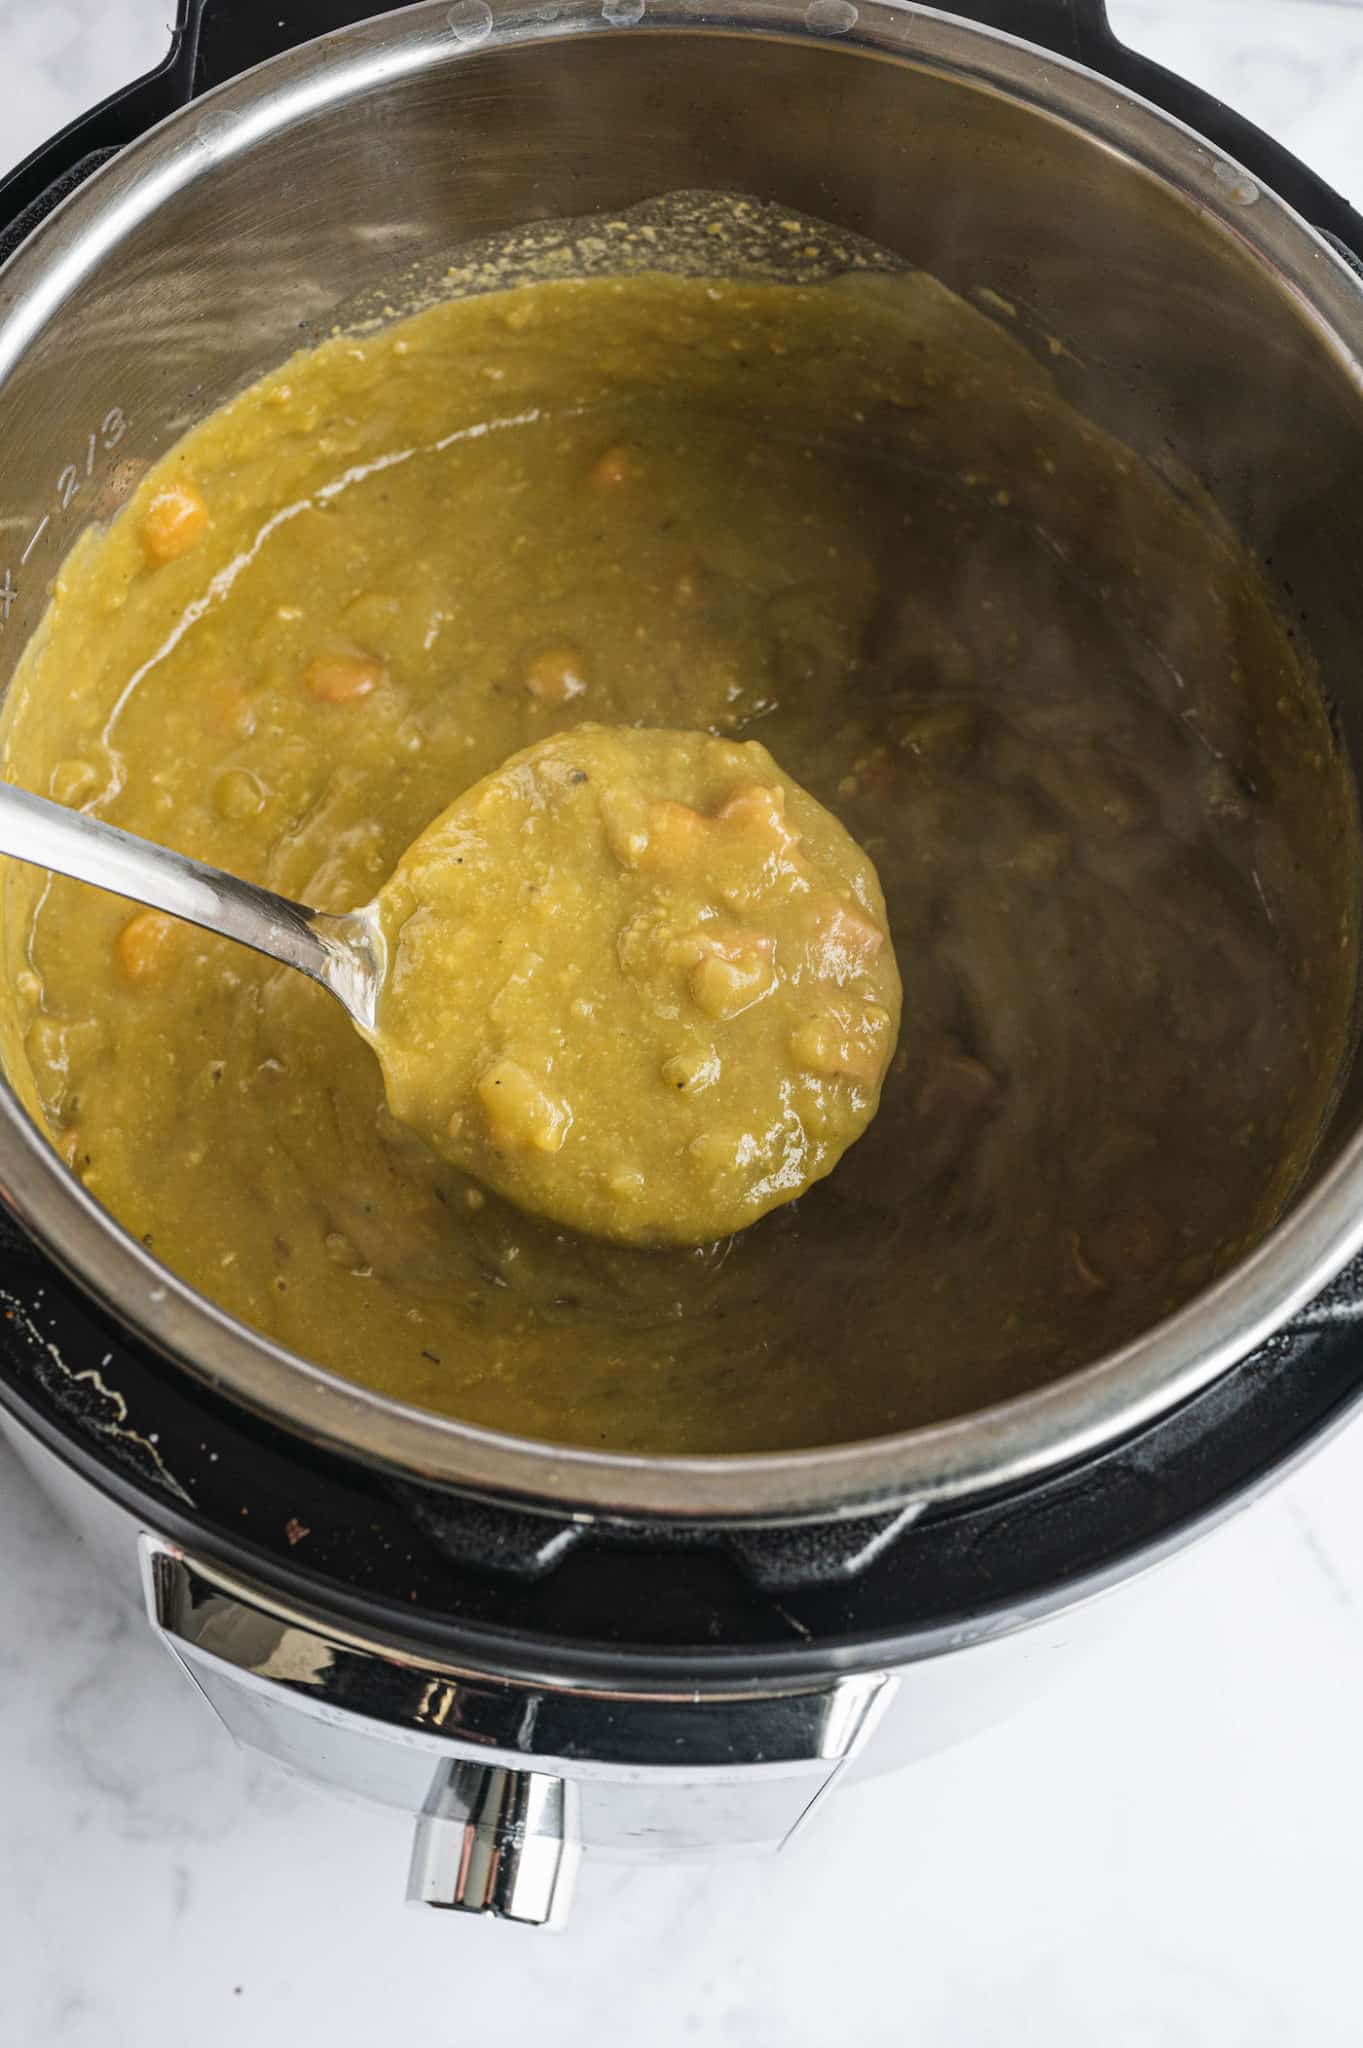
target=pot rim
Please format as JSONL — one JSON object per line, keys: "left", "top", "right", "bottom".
{"left": 3, "top": 0, "right": 1363, "bottom": 1526}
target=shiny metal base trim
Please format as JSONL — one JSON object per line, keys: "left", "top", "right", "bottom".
{"left": 137, "top": 1533, "right": 901, "bottom": 1919}
{"left": 140, "top": 1534, "right": 890, "bottom": 1771}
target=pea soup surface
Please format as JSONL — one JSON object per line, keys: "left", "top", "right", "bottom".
{"left": 1, "top": 251, "right": 1354, "bottom": 1453}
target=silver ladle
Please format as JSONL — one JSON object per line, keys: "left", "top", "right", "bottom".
{"left": 0, "top": 782, "right": 385, "bottom": 1029}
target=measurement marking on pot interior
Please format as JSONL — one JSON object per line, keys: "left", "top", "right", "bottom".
{"left": 0, "top": 407, "right": 131, "bottom": 630}
{"left": 19, "top": 514, "right": 48, "bottom": 566}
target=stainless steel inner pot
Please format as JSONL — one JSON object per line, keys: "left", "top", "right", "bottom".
{"left": 2, "top": 0, "right": 1363, "bottom": 1523}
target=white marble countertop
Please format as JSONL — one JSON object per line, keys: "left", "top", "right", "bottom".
{"left": 4, "top": 2, "right": 1363, "bottom": 2042}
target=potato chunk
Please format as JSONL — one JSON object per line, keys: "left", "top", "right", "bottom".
{"left": 790, "top": 1004, "right": 894, "bottom": 1085}
{"left": 476, "top": 1059, "right": 571, "bottom": 1155}
{"left": 667, "top": 926, "right": 777, "bottom": 1020}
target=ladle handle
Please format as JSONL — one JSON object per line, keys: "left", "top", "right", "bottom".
{"left": 0, "top": 779, "right": 341, "bottom": 993}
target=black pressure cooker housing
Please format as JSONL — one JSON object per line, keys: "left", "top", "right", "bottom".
{"left": 2, "top": 0, "right": 1363, "bottom": 1682}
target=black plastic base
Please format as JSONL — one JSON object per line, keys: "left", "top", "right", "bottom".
{"left": 4, "top": 1190, "right": 1363, "bottom": 1681}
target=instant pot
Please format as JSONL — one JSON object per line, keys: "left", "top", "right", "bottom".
{"left": 4, "top": 0, "right": 1363, "bottom": 1926}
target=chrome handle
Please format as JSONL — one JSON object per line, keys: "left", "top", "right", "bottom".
{"left": 409, "top": 1763, "right": 581, "bottom": 1926}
